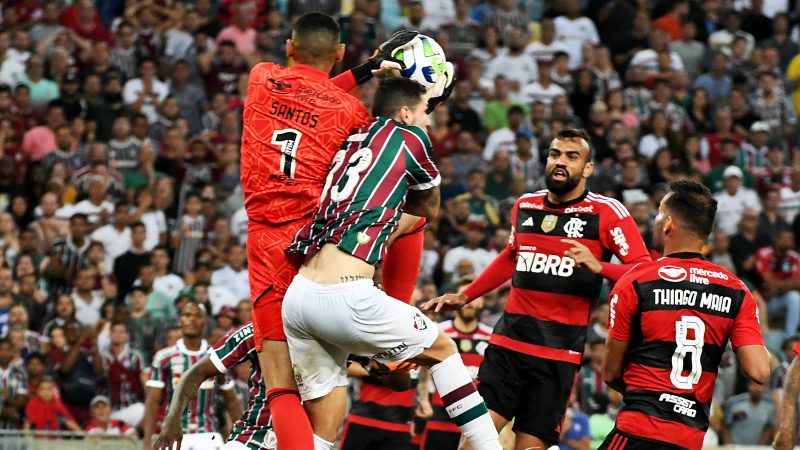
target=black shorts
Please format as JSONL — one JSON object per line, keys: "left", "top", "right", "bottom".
{"left": 420, "top": 428, "right": 460, "bottom": 450}
{"left": 477, "top": 344, "right": 578, "bottom": 445}
{"left": 339, "top": 421, "right": 415, "bottom": 450}
{"left": 598, "top": 428, "right": 688, "bottom": 450}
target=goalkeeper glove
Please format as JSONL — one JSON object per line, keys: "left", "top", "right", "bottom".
{"left": 368, "top": 29, "right": 421, "bottom": 71}
{"left": 425, "top": 61, "right": 455, "bottom": 113}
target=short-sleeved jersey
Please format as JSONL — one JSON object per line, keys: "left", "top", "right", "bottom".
{"left": 208, "top": 323, "right": 273, "bottom": 449}
{"left": 428, "top": 320, "right": 492, "bottom": 432}
{"left": 241, "top": 62, "right": 371, "bottom": 226}
{"left": 288, "top": 117, "right": 440, "bottom": 265}
{"left": 0, "top": 364, "right": 28, "bottom": 429}
{"left": 608, "top": 253, "right": 764, "bottom": 449}
{"left": 497, "top": 190, "right": 649, "bottom": 364}
{"left": 754, "top": 246, "right": 800, "bottom": 281}
{"left": 101, "top": 345, "right": 145, "bottom": 410}
{"left": 146, "top": 339, "right": 234, "bottom": 433}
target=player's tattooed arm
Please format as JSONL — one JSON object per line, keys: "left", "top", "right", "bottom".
{"left": 405, "top": 185, "right": 440, "bottom": 221}
{"left": 774, "top": 357, "right": 800, "bottom": 450}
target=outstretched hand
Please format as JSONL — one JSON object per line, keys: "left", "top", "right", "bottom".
{"left": 420, "top": 292, "right": 469, "bottom": 312}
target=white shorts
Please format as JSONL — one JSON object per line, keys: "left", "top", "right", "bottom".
{"left": 282, "top": 275, "right": 438, "bottom": 401}
{"left": 180, "top": 432, "right": 224, "bottom": 450}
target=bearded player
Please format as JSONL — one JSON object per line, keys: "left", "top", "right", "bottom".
{"left": 240, "top": 12, "right": 433, "bottom": 449}
{"left": 600, "top": 181, "right": 769, "bottom": 449}
{"left": 423, "top": 129, "right": 651, "bottom": 450}
{"left": 282, "top": 78, "right": 500, "bottom": 450}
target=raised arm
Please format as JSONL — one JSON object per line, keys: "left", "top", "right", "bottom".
{"left": 142, "top": 386, "right": 163, "bottom": 450}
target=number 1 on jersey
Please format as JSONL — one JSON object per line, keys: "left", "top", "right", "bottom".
{"left": 671, "top": 316, "right": 705, "bottom": 389}
{"left": 273, "top": 128, "right": 302, "bottom": 179}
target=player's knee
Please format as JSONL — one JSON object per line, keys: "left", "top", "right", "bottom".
{"left": 422, "top": 331, "right": 459, "bottom": 365}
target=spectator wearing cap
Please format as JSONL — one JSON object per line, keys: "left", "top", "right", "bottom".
{"left": 211, "top": 243, "right": 249, "bottom": 304}
{"left": 522, "top": 57, "right": 566, "bottom": 107}
{"left": 484, "top": 26, "right": 538, "bottom": 96}
{"left": 442, "top": 219, "right": 497, "bottom": 284}
{"left": 214, "top": 306, "right": 238, "bottom": 335}
{"left": 484, "top": 105, "right": 528, "bottom": 161}
{"left": 739, "top": 121, "right": 771, "bottom": 173}
{"left": 629, "top": 29, "right": 686, "bottom": 75}
{"left": 85, "top": 395, "right": 136, "bottom": 436}
{"left": 714, "top": 165, "right": 762, "bottom": 236}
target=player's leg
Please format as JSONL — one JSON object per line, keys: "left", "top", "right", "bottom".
{"left": 248, "top": 225, "right": 314, "bottom": 449}
{"left": 282, "top": 277, "right": 354, "bottom": 450}
{"left": 511, "top": 355, "right": 578, "bottom": 450}
{"left": 381, "top": 215, "right": 425, "bottom": 302}
{"left": 421, "top": 428, "right": 462, "bottom": 450}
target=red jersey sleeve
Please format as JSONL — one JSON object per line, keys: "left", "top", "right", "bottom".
{"left": 607, "top": 272, "right": 639, "bottom": 342}
{"left": 603, "top": 213, "right": 650, "bottom": 263}
{"left": 331, "top": 71, "right": 357, "bottom": 92}
{"left": 731, "top": 286, "right": 764, "bottom": 348}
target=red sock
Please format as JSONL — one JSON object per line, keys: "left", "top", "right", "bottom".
{"left": 383, "top": 217, "right": 426, "bottom": 303}
{"left": 267, "top": 388, "right": 314, "bottom": 450}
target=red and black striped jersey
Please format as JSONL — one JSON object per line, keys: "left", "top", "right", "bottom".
{"left": 608, "top": 253, "right": 764, "bottom": 449}
{"left": 428, "top": 320, "right": 493, "bottom": 433}
{"left": 349, "top": 380, "right": 416, "bottom": 433}
{"left": 496, "top": 190, "right": 649, "bottom": 364}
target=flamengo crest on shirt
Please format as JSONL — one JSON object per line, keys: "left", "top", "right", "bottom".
{"left": 563, "top": 217, "right": 587, "bottom": 238}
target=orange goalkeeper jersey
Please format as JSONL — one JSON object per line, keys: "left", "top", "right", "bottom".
{"left": 241, "top": 62, "right": 371, "bottom": 225}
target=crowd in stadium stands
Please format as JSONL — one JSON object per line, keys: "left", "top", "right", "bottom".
{"left": 0, "top": 0, "right": 799, "bottom": 448}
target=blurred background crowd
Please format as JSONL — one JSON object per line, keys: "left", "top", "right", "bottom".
{"left": 0, "top": 0, "right": 798, "bottom": 448}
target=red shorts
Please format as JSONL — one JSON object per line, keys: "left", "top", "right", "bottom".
{"left": 248, "top": 221, "right": 305, "bottom": 348}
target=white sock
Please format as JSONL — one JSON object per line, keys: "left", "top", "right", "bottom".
{"left": 312, "top": 434, "right": 333, "bottom": 450}
{"left": 430, "top": 353, "right": 501, "bottom": 450}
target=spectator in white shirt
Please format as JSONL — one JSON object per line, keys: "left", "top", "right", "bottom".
{"left": 90, "top": 202, "right": 132, "bottom": 273}
{"left": 122, "top": 58, "right": 168, "bottom": 123}
{"left": 483, "top": 105, "right": 528, "bottom": 161}
{"left": 485, "top": 26, "right": 538, "bottom": 95}
{"left": 150, "top": 246, "right": 185, "bottom": 300}
{"left": 525, "top": 17, "right": 569, "bottom": 62}
{"left": 553, "top": 0, "right": 599, "bottom": 68}
{"left": 629, "top": 29, "right": 685, "bottom": 74}
{"left": 522, "top": 58, "right": 567, "bottom": 107}
{"left": 779, "top": 169, "right": 800, "bottom": 223}
{"left": 211, "top": 244, "right": 249, "bottom": 303}
{"left": 442, "top": 221, "right": 498, "bottom": 282}
{"left": 714, "top": 165, "right": 762, "bottom": 235}
{"left": 71, "top": 267, "right": 106, "bottom": 327}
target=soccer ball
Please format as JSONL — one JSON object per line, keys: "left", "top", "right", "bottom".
{"left": 392, "top": 34, "right": 448, "bottom": 91}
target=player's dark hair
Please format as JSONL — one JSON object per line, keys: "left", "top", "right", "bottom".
{"left": 554, "top": 128, "right": 594, "bottom": 162}
{"left": 664, "top": 180, "right": 718, "bottom": 240}
{"left": 372, "top": 78, "right": 427, "bottom": 119}
{"left": 291, "top": 13, "right": 340, "bottom": 62}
